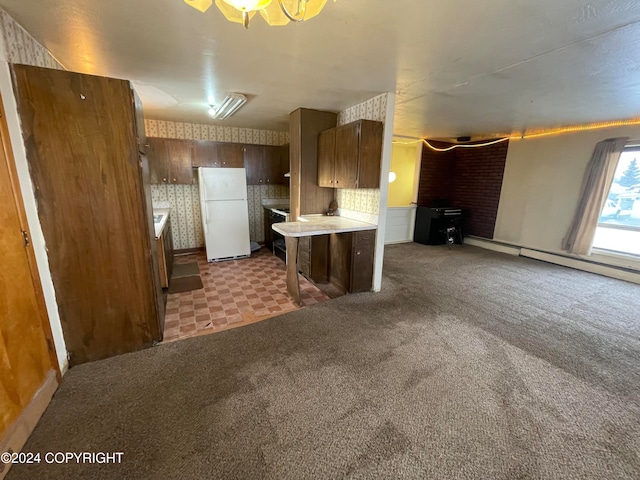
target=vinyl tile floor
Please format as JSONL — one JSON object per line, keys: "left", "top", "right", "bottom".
{"left": 162, "top": 248, "right": 330, "bottom": 342}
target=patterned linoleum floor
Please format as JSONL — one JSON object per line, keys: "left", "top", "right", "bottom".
{"left": 162, "top": 248, "right": 329, "bottom": 342}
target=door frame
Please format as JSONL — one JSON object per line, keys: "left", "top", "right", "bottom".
{"left": 0, "top": 92, "right": 60, "bottom": 379}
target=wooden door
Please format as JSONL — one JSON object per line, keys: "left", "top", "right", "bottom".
{"left": 357, "top": 120, "right": 383, "bottom": 188}
{"left": 167, "top": 139, "right": 193, "bottom": 184}
{"left": 218, "top": 143, "right": 244, "bottom": 168}
{"left": 0, "top": 93, "right": 57, "bottom": 444}
{"left": 192, "top": 140, "right": 220, "bottom": 167}
{"left": 12, "top": 65, "right": 161, "bottom": 365}
{"left": 147, "top": 138, "right": 169, "bottom": 184}
{"left": 318, "top": 129, "right": 336, "bottom": 187}
{"left": 334, "top": 123, "right": 359, "bottom": 188}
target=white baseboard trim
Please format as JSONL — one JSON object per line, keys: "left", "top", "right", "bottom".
{"left": 520, "top": 248, "right": 640, "bottom": 285}
{"left": 0, "top": 370, "right": 58, "bottom": 480}
{"left": 463, "top": 236, "right": 640, "bottom": 285}
{"left": 463, "top": 236, "right": 521, "bottom": 255}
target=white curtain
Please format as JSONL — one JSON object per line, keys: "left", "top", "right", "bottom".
{"left": 562, "top": 137, "right": 628, "bottom": 255}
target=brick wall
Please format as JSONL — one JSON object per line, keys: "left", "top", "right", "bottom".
{"left": 417, "top": 140, "right": 509, "bottom": 239}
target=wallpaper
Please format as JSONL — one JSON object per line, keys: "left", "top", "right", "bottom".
{"left": 145, "top": 119, "right": 289, "bottom": 249}
{"left": 336, "top": 93, "right": 387, "bottom": 220}
{"left": 0, "top": 10, "right": 63, "bottom": 69}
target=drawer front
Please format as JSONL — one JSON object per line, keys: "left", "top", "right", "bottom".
{"left": 354, "top": 229, "right": 375, "bottom": 247}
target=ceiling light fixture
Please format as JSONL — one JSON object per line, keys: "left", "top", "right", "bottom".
{"left": 184, "top": 0, "right": 334, "bottom": 29}
{"left": 208, "top": 93, "right": 247, "bottom": 119}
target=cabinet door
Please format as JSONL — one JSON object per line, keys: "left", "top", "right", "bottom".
{"left": 318, "top": 129, "right": 336, "bottom": 187}
{"left": 334, "top": 124, "right": 359, "bottom": 188}
{"left": 263, "top": 145, "right": 281, "bottom": 184}
{"left": 244, "top": 145, "right": 266, "bottom": 185}
{"left": 166, "top": 139, "right": 193, "bottom": 184}
{"left": 357, "top": 120, "right": 383, "bottom": 188}
{"left": 350, "top": 230, "right": 375, "bottom": 292}
{"left": 147, "top": 138, "right": 169, "bottom": 184}
{"left": 278, "top": 144, "right": 290, "bottom": 185}
{"left": 192, "top": 140, "right": 220, "bottom": 167}
{"left": 218, "top": 143, "right": 244, "bottom": 168}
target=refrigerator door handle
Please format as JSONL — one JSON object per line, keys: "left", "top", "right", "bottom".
{"left": 202, "top": 202, "right": 208, "bottom": 235}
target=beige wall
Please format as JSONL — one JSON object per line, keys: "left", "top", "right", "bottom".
{"left": 494, "top": 125, "right": 640, "bottom": 265}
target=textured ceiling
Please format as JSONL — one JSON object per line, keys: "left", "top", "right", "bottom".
{"left": 2, "top": 0, "right": 640, "bottom": 139}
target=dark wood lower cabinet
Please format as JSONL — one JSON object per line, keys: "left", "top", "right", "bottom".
{"left": 157, "top": 218, "right": 174, "bottom": 289}
{"left": 298, "top": 235, "right": 329, "bottom": 283}
{"left": 329, "top": 230, "right": 375, "bottom": 293}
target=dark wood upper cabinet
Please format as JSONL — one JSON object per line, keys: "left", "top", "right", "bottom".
{"left": 317, "top": 119, "right": 383, "bottom": 189}
{"left": 318, "top": 129, "right": 335, "bottom": 187}
{"left": 192, "top": 140, "right": 243, "bottom": 168}
{"left": 166, "top": 139, "right": 193, "bottom": 184}
{"left": 244, "top": 144, "right": 288, "bottom": 185}
{"left": 147, "top": 138, "right": 193, "bottom": 184}
{"left": 147, "top": 138, "right": 169, "bottom": 184}
{"left": 357, "top": 120, "right": 384, "bottom": 188}
{"left": 218, "top": 143, "right": 244, "bottom": 167}
{"left": 11, "top": 64, "right": 162, "bottom": 365}
{"left": 192, "top": 140, "right": 219, "bottom": 167}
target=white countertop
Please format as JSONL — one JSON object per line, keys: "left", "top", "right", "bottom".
{"left": 272, "top": 215, "right": 377, "bottom": 237}
{"left": 153, "top": 208, "right": 170, "bottom": 239}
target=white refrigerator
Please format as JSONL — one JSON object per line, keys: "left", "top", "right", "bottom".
{"left": 199, "top": 167, "right": 251, "bottom": 261}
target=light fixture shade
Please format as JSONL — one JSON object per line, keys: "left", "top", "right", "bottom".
{"left": 209, "top": 93, "right": 247, "bottom": 119}
{"left": 388, "top": 171, "right": 397, "bottom": 183}
{"left": 222, "top": 0, "right": 272, "bottom": 11}
{"left": 260, "top": 0, "right": 328, "bottom": 26}
{"left": 184, "top": 0, "right": 213, "bottom": 13}
{"left": 215, "top": 0, "right": 257, "bottom": 24}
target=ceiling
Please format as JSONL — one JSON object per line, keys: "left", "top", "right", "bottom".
{"left": 2, "top": 0, "right": 640, "bottom": 139}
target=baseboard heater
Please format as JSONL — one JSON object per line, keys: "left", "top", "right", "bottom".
{"left": 464, "top": 236, "right": 640, "bottom": 285}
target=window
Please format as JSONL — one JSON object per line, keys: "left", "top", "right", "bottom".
{"left": 592, "top": 146, "right": 640, "bottom": 256}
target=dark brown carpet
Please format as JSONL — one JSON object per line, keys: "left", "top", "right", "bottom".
{"left": 8, "top": 244, "right": 640, "bottom": 479}
{"left": 167, "top": 275, "right": 203, "bottom": 294}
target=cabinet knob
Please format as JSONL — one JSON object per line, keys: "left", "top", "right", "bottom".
{"left": 356, "top": 251, "right": 361, "bottom": 255}
{"left": 336, "top": 180, "right": 339, "bottom": 184}
{"left": 223, "top": 161, "right": 226, "bottom": 165}
{"left": 330, "top": 180, "right": 333, "bottom": 183}
{"left": 259, "top": 179, "right": 263, "bottom": 183}
{"left": 172, "top": 178, "right": 177, "bottom": 182}
{"left": 266, "top": 179, "right": 270, "bottom": 183}
{"left": 162, "top": 177, "right": 167, "bottom": 183}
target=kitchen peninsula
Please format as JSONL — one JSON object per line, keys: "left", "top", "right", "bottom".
{"left": 273, "top": 216, "right": 377, "bottom": 305}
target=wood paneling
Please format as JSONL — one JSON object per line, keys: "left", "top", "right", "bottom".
{"left": 289, "top": 108, "right": 337, "bottom": 218}
{"left": 0, "top": 91, "right": 56, "bottom": 439}
{"left": 12, "top": 65, "right": 161, "bottom": 365}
